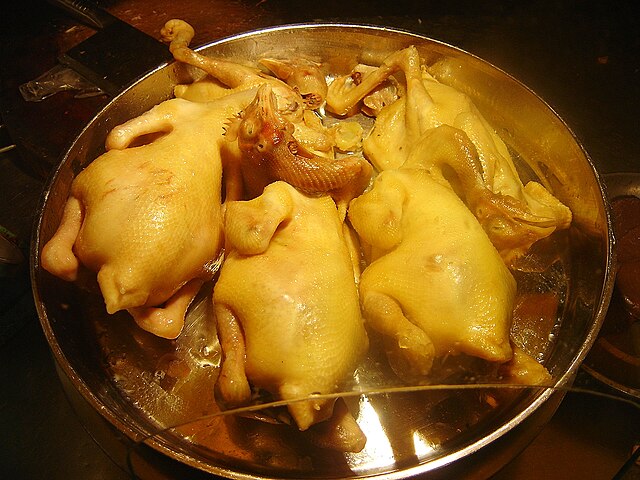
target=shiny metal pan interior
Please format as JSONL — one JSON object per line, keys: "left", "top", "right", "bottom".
{"left": 31, "top": 23, "right": 614, "bottom": 479}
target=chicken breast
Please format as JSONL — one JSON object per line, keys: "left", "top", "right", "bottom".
{"left": 213, "top": 181, "right": 368, "bottom": 434}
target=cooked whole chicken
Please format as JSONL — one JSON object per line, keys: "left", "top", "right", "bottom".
{"left": 41, "top": 91, "right": 256, "bottom": 339}
{"left": 213, "top": 181, "right": 368, "bottom": 442}
{"left": 348, "top": 166, "right": 516, "bottom": 379}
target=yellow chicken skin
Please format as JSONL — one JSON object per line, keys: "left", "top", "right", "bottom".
{"left": 213, "top": 181, "right": 368, "bottom": 435}
{"left": 404, "top": 125, "right": 572, "bottom": 263}
{"left": 162, "top": 19, "right": 370, "bottom": 209}
{"left": 162, "top": 19, "right": 307, "bottom": 121}
{"left": 348, "top": 168, "right": 516, "bottom": 380}
{"left": 328, "top": 46, "right": 571, "bottom": 262}
{"left": 41, "top": 92, "right": 257, "bottom": 339}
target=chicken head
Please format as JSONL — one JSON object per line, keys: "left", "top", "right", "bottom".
{"left": 226, "top": 84, "right": 373, "bottom": 213}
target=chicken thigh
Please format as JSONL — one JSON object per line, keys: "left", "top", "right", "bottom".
{"left": 348, "top": 167, "right": 516, "bottom": 380}
{"left": 41, "top": 92, "right": 256, "bottom": 339}
{"left": 213, "top": 181, "right": 368, "bottom": 437}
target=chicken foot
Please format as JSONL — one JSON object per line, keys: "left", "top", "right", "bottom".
{"left": 162, "top": 19, "right": 312, "bottom": 121}
{"left": 162, "top": 19, "right": 269, "bottom": 90}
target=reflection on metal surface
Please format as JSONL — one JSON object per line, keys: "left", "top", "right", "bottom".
{"left": 0, "top": 123, "right": 17, "bottom": 154}
{"left": 412, "top": 430, "right": 436, "bottom": 459}
{"left": 346, "top": 395, "right": 395, "bottom": 472}
{"left": 31, "top": 24, "right": 614, "bottom": 479}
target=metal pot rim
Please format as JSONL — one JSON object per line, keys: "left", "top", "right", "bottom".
{"left": 30, "top": 22, "right": 616, "bottom": 479}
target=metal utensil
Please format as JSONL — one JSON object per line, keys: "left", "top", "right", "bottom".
{"left": 46, "top": 0, "right": 174, "bottom": 96}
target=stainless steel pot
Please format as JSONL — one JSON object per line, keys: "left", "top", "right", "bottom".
{"left": 30, "top": 24, "right": 615, "bottom": 479}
